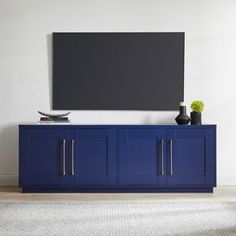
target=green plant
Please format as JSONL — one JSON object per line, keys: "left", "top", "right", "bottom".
{"left": 191, "top": 100, "right": 204, "bottom": 112}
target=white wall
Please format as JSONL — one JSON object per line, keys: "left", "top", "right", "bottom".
{"left": 0, "top": 0, "right": 236, "bottom": 185}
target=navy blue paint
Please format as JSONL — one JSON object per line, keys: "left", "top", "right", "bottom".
{"left": 119, "top": 128, "right": 166, "bottom": 185}
{"left": 166, "top": 129, "right": 216, "bottom": 186}
{"left": 19, "top": 125, "right": 216, "bottom": 192}
{"left": 70, "top": 128, "right": 116, "bottom": 185}
{"left": 22, "top": 187, "right": 213, "bottom": 193}
{"left": 19, "top": 128, "right": 68, "bottom": 186}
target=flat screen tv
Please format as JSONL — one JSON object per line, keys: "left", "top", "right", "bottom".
{"left": 53, "top": 32, "right": 184, "bottom": 110}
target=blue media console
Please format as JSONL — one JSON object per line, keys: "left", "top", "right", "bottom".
{"left": 19, "top": 125, "right": 216, "bottom": 193}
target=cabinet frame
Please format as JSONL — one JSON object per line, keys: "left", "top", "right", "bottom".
{"left": 19, "top": 125, "right": 216, "bottom": 193}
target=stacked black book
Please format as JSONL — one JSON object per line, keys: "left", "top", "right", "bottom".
{"left": 37, "top": 111, "right": 71, "bottom": 124}
{"left": 39, "top": 117, "right": 70, "bottom": 123}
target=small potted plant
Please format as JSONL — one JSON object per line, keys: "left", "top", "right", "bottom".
{"left": 190, "top": 100, "right": 204, "bottom": 125}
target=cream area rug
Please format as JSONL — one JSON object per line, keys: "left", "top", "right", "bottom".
{"left": 0, "top": 200, "right": 236, "bottom": 236}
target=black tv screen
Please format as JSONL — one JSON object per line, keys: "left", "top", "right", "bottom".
{"left": 53, "top": 32, "right": 184, "bottom": 110}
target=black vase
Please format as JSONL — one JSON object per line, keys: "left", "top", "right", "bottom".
{"left": 191, "top": 111, "right": 202, "bottom": 125}
{"left": 175, "top": 105, "right": 191, "bottom": 125}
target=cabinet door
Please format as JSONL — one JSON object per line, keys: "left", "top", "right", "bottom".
{"left": 166, "top": 128, "right": 216, "bottom": 186}
{"left": 119, "top": 128, "right": 166, "bottom": 185}
{"left": 19, "top": 128, "right": 67, "bottom": 186}
{"left": 71, "top": 128, "right": 116, "bottom": 185}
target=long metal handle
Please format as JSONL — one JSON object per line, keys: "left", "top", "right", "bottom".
{"left": 71, "top": 139, "right": 75, "bottom": 176}
{"left": 62, "top": 139, "right": 66, "bottom": 176}
{"left": 161, "top": 139, "right": 164, "bottom": 175}
{"left": 170, "top": 139, "right": 173, "bottom": 176}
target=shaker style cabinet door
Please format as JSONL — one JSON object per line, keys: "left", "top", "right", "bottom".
{"left": 118, "top": 128, "right": 166, "bottom": 185}
{"left": 166, "top": 128, "right": 216, "bottom": 186}
{"left": 70, "top": 128, "right": 116, "bottom": 185}
{"left": 19, "top": 128, "right": 68, "bottom": 186}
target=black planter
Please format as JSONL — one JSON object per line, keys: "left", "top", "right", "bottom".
{"left": 175, "top": 106, "right": 191, "bottom": 125}
{"left": 191, "top": 111, "right": 202, "bottom": 125}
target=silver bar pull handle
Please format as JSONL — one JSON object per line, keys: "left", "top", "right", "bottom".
{"left": 71, "top": 139, "right": 75, "bottom": 176}
{"left": 161, "top": 139, "right": 164, "bottom": 176}
{"left": 62, "top": 139, "right": 66, "bottom": 176}
{"left": 170, "top": 139, "right": 173, "bottom": 176}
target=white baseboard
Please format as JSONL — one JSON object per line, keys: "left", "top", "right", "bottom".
{"left": 0, "top": 175, "right": 18, "bottom": 186}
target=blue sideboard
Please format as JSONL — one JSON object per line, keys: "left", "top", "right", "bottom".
{"left": 19, "top": 125, "right": 216, "bottom": 193}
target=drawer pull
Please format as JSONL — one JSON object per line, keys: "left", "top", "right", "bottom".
{"left": 170, "top": 139, "right": 173, "bottom": 176}
{"left": 71, "top": 139, "right": 75, "bottom": 176}
{"left": 161, "top": 139, "right": 164, "bottom": 175}
{"left": 62, "top": 139, "right": 66, "bottom": 176}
